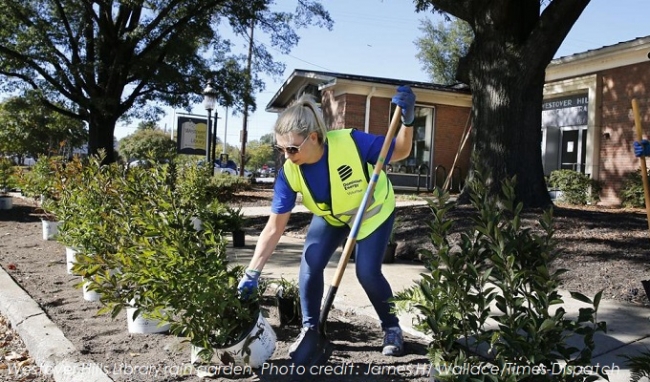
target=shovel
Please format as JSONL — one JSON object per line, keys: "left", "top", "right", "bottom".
{"left": 290, "top": 105, "right": 404, "bottom": 366}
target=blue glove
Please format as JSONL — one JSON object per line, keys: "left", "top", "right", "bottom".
{"left": 391, "top": 85, "right": 416, "bottom": 126}
{"left": 237, "top": 269, "right": 260, "bottom": 299}
{"left": 634, "top": 140, "right": 650, "bottom": 157}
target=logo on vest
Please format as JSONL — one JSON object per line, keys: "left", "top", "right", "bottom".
{"left": 337, "top": 165, "right": 362, "bottom": 193}
{"left": 337, "top": 165, "right": 353, "bottom": 181}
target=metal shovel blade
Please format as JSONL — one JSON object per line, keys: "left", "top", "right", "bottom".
{"left": 289, "top": 328, "right": 333, "bottom": 366}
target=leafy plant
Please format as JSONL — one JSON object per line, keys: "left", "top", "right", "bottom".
{"left": 62, "top": 157, "right": 262, "bottom": 357}
{"left": 17, "top": 156, "right": 57, "bottom": 200}
{"left": 622, "top": 348, "right": 650, "bottom": 382}
{"left": 0, "top": 158, "right": 16, "bottom": 195}
{"left": 272, "top": 276, "right": 301, "bottom": 327}
{"left": 548, "top": 169, "right": 602, "bottom": 205}
{"left": 224, "top": 205, "right": 247, "bottom": 232}
{"left": 272, "top": 276, "right": 300, "bottom": 299}
{"left": 393, "top": 165, "right": 607, "bottom": 381}
{"left": 618, "top": 170, "right": 647, "bottom": 208}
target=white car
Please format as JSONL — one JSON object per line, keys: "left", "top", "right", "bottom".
{"left": 216, "top": 167, "right": 253, "bottom": 178}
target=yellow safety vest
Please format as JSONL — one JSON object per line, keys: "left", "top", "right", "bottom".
{"left": 283, "top": 129, "right": 395, "bottom": 239}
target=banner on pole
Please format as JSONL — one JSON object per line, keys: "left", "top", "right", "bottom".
{"left": 176, "top": 115, "right": 208, "bottom": 155}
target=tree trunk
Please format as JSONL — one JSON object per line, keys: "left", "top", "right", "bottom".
{"left": 461, "top": 38, "right": 551, "bottom": 209}
{"left": 87, "top": 114, "right": 118, "bottom": 164}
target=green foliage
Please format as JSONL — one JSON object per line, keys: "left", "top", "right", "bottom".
{"left": 622, "top": 348, "right": 650, "bottom": 382}
{"left": 17, "top": 155, "right": 80, "bottom": 220}
{"left": 244, "top": 141, "right": 276, "bottom": 171}
{"left": 0, "top": 1, "right": 332, "bottom": 163}
{"left": 415, "top": 16, "right": 473, "bottom": 85}
{"left": 118, "top": 129, "right": 177, "bottom": 163}
{"left": 392, "top": 168, "right": 607, "bottom": 381}
{"left": 548, "top": 169, "right": 601, "bottom": 206}
{"left": 0, "top": 92, "right": 87, "bottom": 159}
{"left": 0, "top": 158, "right": 17, "bottom": 194}
{"left": 618, "top": 170, "right": 647, "bottom": 208}
{"left": 272, "top": 276, "right": 300, "bottom": 299}
{"left": 56, "top": 155, "right": 258, "bottom": 353}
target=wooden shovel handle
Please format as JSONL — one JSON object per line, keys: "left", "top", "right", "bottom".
{"left": 330, "top": 106, "right": 403, "bottom": 286}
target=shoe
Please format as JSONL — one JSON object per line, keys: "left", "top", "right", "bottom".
{"left": 382, "top": 326, "right": 404, "bottom": 356}
{"left": 288, "top": 326, "right": 317, "bottom": 357}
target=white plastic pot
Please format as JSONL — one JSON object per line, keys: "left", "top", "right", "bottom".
{"left": 82, "top": 279, "right": 101, "bottom": 302}
{"left": 65, "top": 247, "right": 77, "bottom": 274}
{"left": 126, "top": 307, "right": 170, "bottom": 334}
{"left": 41, "top": 220, "right": 60, "bottom": 240}
{"left": 190, "top": 312, "right": 276, "bottom": 368}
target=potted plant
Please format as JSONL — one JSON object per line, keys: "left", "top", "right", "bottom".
{"left": 18, "top": 156, "right": 69, "bottom": 239}
{"left": 72, "top": 158, "right": 276, "bottom": 366}
{"left": 225, "top": 206, "right": 247, "bottom": 247}
{"left": 0, "top": 158, "right": 15, "bottom": 210}
{"left": 272, "top": 277, "right": 302, "bottom": 327}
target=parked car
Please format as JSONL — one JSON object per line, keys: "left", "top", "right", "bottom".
{"left": 217, "top": 167, "right": 253, "bottom": 178}
{"left": 216, "top": 167, "right": 237, "bottom": 176}
{"left": 259, "top": 167, "right": 275, "bottom": 178}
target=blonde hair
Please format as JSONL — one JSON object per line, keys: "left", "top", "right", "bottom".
{"left": 274, "top": 94, "right": 328, "bottom": 144}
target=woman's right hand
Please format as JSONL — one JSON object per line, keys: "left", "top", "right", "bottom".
{"left": 237, "top": 269, "right": 261, "bottom": 299}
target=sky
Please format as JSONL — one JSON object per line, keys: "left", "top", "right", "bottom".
{"left": 114, "top": 0, "right": 650, "bottom": 146}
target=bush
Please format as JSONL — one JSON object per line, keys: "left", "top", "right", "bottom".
{"left": 0, "top": 158, "right": 17, "bottom": 193}
{"left": 618, "top": 170, "right": 647, "bottom": 208}
{"left": 548, "top": 169, "right": 601, "bottom": 205}
{"left": 118, "top": 129, "right": 177, "bottom": 163}
{"left": 392, "top": 168, "right": 607, "bottom": 381}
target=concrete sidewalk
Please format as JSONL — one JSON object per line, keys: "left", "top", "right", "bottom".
{"left": 232, "top": 204, "right": 650, "bottom": 382}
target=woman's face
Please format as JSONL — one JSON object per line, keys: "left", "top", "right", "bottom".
{"left": 275, "top": 132, "right": 316, "bottom": 165}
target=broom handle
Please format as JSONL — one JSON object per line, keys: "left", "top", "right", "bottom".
{"left": 632, "top": 99, "right": 650, "bottom": 235}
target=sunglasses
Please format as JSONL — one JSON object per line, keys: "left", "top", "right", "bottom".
{"left": 275, "top": 135, "right": 309, "bottom": 155}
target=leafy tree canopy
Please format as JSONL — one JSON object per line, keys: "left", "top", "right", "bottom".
{"left": 0, "top": 92, "right": 87, "bottom": 160}
{"left": 0, "top": 0, "right": 332, "bottom": 163}
{"left": 415, "top": 16, "right": 473, "bottom": 85}
{"left": 118, "top": 129, "right": 176, "bottom": 163}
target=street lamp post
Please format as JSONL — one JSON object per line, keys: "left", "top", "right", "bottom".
{"left": 203, "top": 82, "right": 218, "bottom": 164}
{"left": 211, "top": 111, "right": 219, "bottom": 165}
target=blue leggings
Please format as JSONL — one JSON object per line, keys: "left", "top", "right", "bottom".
{"left": 298, "top": 212, "right": 399, "bottom": 330}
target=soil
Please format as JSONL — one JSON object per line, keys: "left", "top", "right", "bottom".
{"left": 1, "top": 186, "right": 650, "bottom": 382}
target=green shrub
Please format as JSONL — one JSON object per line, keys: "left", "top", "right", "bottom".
{"left": 622, "top": 349, "right": 650, "bottom": 382}
{"left": 61, "top": 155, "right": 258, "bottom": 355}
{"left": 548, "top": 169, "right": 601, "bottom": 205}
{"left": 618, "top": 170, "right": 647, "bottom": 208}
{"left": 393, "top": 168, "right": 607, "bottom": 381}
{"left": 0, "top": 158, "right": 17, "bottom": 193}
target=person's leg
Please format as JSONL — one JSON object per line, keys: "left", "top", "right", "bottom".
{"left": 355, "top": 212, "right": 397, "bottom": 328}
{"left": 298, "top": 215, "right": 347, "bottom": 328}
{"left": 289, "top": 215, "right": 347, "bottom": 359}
{"left": 354, "top": 212, "right": 404, "bottom": 356}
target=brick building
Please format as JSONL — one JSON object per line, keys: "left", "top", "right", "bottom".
{"left": 265, "top": 71, "right": 472, "bottom": 192}
{"left": 544, "top": 36, "right": 650, "bottom": 206}
{"left": 266, "top": 36, "right": 650, "bottom": 205}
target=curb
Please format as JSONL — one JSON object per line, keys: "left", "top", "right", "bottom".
{"left": 0, "top": 266, "right": 113, "bottom": 382}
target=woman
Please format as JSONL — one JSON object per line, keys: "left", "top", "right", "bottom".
{"left": 238, "top": 85, "right": 416, "bottom": 359}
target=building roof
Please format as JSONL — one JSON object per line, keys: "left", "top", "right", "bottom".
{"left": 546, "top": 35, "right": 650, "bottom": 81}
{"left": 265, "top": 69, "right": 470, "bottom": 112}
{"left": 267, "top": 36, "right": 650, "bottom": 111}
